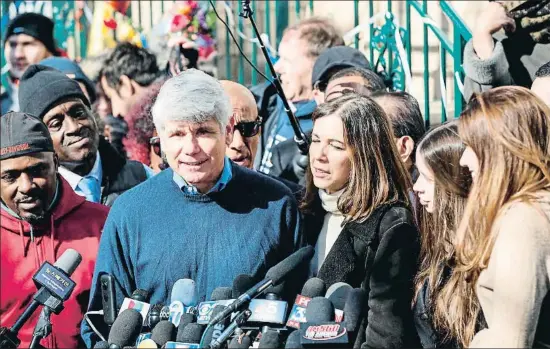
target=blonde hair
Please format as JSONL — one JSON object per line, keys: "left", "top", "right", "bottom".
{"left": 439, "top": 86, "right": 550, "bottom": 346}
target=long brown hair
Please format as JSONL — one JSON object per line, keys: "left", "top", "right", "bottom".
{"left": 413, "top": 122, "right": 472, "bottom": 339}
{"left": 439, "top": 86, "right": 550, "bottom": 346}
{"left": 301, "top": 93, "right": 412, "bottom": 223}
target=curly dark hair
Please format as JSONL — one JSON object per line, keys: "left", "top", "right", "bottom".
{"left": 123, "top": 81, "right": 165, "bottom": 165}
{"left": 100, "top": 42, "right": 160, "bottom": 89}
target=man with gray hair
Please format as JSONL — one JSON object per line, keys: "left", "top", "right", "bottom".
{"left": 81, "top": 69, "right": 302, "bottom": 347}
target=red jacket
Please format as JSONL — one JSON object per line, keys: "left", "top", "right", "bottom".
{"left": 0, "top": 177, "right": 109, "bottom": 348}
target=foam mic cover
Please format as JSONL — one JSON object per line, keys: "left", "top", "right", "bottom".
{"left": 285, "top": 330, "right": 304, "bottom": 349}
{"left": 305, "top": 297, "right": 335, "bottom": 322}
{"left": 325, "top": 282, "right": 352, "bottom": 310}
{"left": 301, "top": 278, "right": 326, "bottom": 298}
{"left": 93, "top": 341, "right": 109, "bottom": 349}
{"left": 54, "top": 248, "right": 82, "bottom": 275}
{"left": 177, "top": 323, "right": 204, "bottom": 343}
{"left": 171, "top": 279, "right": 198, "bottom": 306}
{"left": 229, "top": 335, "right": 252, "bottom": 348}
{"left": 131, "top": 289, "right": 150, "bottom": 302}
{"left": 232, "top": 274, "right": 256, "bottom": 299}
{"left": 108, "top": 309, "right": 144, "bottom": 348}
{"left": 211, "top": 287, "right": 233, "bottom": 301}
{"left": 175, "top": 313, "right": 196, "bottom": 341}
{"left": 343, "top": 288, "right": 367, "bottom": 332}
{"left": 259, "top": 329, "right": 282, "bottom": 348}
{"left": 266, "top": 246, "right": 314, "bottom": 286}
{"left": 151, "top": 320, "right": 176, "bottom": 347}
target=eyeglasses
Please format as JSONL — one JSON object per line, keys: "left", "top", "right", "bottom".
{"left": 149, "top": 136, "right": 161, "bottom": 157}
{"left": 234, "top": 117, "right": 262, "bottom": 138}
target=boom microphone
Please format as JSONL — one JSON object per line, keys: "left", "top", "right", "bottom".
{"left": 209, "top": 246, "right": 314, "bottom": 326}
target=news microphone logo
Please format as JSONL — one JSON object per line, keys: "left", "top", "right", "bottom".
{"left": 32, "top": 262, "right": 76, "bottom": 300}
{"left": 302, "top": 323, "right": 348, "bottom": 342}
{"left": 197, "top": 300, "right": 233, "bottom": 324}
{"left": 286, "top": 295, "right": 343, "bottom": 329}
{"left": 119, "top": 297, "right": 151, "bottom": 325}
{"left": 164, "top": 342, "right": 200, "bottom": 348}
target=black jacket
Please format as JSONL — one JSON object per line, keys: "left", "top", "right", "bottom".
{"left": 98, "top": 137, "right": 148, "bottom": 206}
{"left": 305, "top": 202, "right": 421, "bottom": 348}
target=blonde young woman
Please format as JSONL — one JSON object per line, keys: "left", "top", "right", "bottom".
{"left": 412, "top": 122, "right": 472, "bottom": 348}
{"left": 439, "top": 86, "right": 550, "bottom": 347}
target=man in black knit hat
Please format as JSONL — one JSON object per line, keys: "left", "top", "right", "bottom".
{"left": 18, "top": 65, "right": 153, "bottom": 207}
{"left": 1, "top": 13, "right": 58, "bottom": 114}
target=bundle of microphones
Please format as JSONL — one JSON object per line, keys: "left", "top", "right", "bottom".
{"left": 90, "top": 246, "right": 367, "bottom": 349}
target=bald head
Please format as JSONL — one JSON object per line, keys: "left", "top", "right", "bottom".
{"left": 220, "top": 80, "right": 260, "bottom": 169}
{"left": 220, "top": 80, "right": 258, "bottom": 123}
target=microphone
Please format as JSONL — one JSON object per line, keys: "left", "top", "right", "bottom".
{"left": 170, "top": 279, "right": 198, "bottom": 327}
{"left": 176, "top": 313, "right": 196, "bottom": 340}
{"left": 211, "top": 287, "right": 232, "bottom": 301}
{"left": 286, "top": 278, "right": 326, "bottom": 329}
{"left": 209, "top": 246, "right": 314, "bottom": 326}
{"left": 160, "top": 306, "right": 170, "bottom": 321}
{"left": 209, "top": 309, "right": 252, "bottom": 349}
{"left": 299, "top": 297, "right": 349, "bottom": 347}
{"left": 232, "top": 275, "right": 257, "bottom": 299}
{"left": 93, "top": 340, "right": 109, "bottom": 349}
{"left": 151, "top": 320, "right": 176, "bottom": 347}
{"left": 305, "top": 297, "right": 335, "bottom": 322}
{"left": 147, "top": 304, "right": 164, "bottom": 330}
{"left": 325, "top": 283, "right": 352, "bottom": 311}
{"left": 165, "top": 323, "right": 205, "bottom": 348}
{"left": 136, "top": 338, "right": 157, "bottom": 348}
{"left": 0, "top": 249, "right": 82, "bottom": 348}
{"left": 202, "top": 305, "right": 231, "bottom": 347}
{"left": 258, "top": 329, "right": 281, "bottom": 348}
{"left": 228, "top": 334, "right": 252, "bottom": 348}
{"left": 285, "top": 330, "right": 304, "bottom": 349}
{"left": 108, "top": 309, "right": 144, "bottom": 349}
{"left": 119, "top": 289, "right": 151, "bottom": 325}
{"left": 100, "top": 273, "right": 117, "bottom": 326}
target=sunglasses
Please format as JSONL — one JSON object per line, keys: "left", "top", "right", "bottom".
{"left": 150, "top": 136, "right": 161, "bottom": 157}
{"left": 234, "top": 117, "right": 262, "bottom": 138}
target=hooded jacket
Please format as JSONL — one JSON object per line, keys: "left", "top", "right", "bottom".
{"left": 0, "top": 176, "right": 109, "bottom": 348}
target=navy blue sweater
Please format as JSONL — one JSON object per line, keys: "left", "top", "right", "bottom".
{"left": 81, "top": 163, "right": 301, "bottom": 347}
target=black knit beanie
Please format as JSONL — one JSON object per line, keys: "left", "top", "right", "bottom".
{"left": 18, "top": 65, "right": 90, "bottom": 119}
{"left": 4, "top": 12, "right": 57, "bottom": 55}
{"left": 0, "top": 111, "right": 54, "bottom": 161}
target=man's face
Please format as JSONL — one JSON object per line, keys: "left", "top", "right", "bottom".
{"left": 4, "top": 34, "right": 52, "bottom": 79}
{"left": 324, "top": 75, "right": 369, "bottom": 102}
{"left": 531, "top": 76, "right": 550, "bottom": 106}
{"left": 1, "top": 152, "right": 57, "bottom": 224}
{"left": 273, "top": 31, "right": 316, "bottom": 101}
{"left": 160, "top": 118, "right": 233, "bottom": 193}
{"left": 42, "top": 100, "right": 100, "bottom": 164}
{"left": 101, "top": 76, "right": 137, "bottom": 118}
{"left": 225, "top": 100, "right": 260, "bottom": 169}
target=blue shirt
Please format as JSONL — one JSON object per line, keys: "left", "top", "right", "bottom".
{"left": 172, "top": 157, "right": 233, "bottom": 195}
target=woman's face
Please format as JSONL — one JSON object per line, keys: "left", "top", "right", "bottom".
{"left": 413, "top": 153, "right": 435, "bottom": 213}
{"left": 309, "top": 114, "right": 351, "bottom": 194}
{"left": 460, "top": 146, "right": 479, "bottom": 180}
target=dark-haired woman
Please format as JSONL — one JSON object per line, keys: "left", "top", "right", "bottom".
{"left": 302, "top": 93, "right": 420, "bottom": 348}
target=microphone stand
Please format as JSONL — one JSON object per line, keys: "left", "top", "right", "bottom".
{"left": 239, "top": 0, "right": 310, "bottom": 155}
{"left": 29, "top": 308, "right": 52, "bottom": 349}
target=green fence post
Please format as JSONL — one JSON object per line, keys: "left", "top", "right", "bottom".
{"left": 265, "top": 1, "right": 271, "bottom": 76}
{"left": 238, "top": 1, "right": 245, "bottom": 84}
{"left": 422, "top": 0, "right": 430, "bottom": 127}
{"left": 453, "top": 26, "right": 463, "bottom": 118}
{"left": 406, "top": 0, "right": 411, "bottom": 76}
{"left": 309, "top": 0, "right": 314, "bottom": 13}
{"left": 369, "top": 0, "right": 374, "bottom": 64}
{"left": 275, "top": 0, "right": 289, "bottom": 47}
{"left": 251, "top": 3, "right": 257, "bottom": 85}
{"left": 295, "top": 0, "right": 301, "bottom": 18}
{"left": 387, "top": 1, "right": 393, "bottom": 77}
{"left": 224, "top": 2, "right": 232, "bottom": 81}
{"left": 354, "top": 0, "right": 359, "bottom": 49}
{"left": 440, "top": 50, "right": 447, "bottom": 122}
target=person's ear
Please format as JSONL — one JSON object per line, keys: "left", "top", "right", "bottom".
{"left": 53, "top": 154, "right": 59, "bottom": 171}
{"left": 225, "top": 116, "right": 235, "bottom": 146}
{"left": 118, "top": 75, "right": 135, "bottom": 98}
{"left": 396, "top": 136, "right": 414, "bottom": 163}
{"left": 312, "top": 88, "right": 325, "bottom": 105}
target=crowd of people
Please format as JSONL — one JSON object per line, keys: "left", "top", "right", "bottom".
{"left": 1, "top": 2, "right": 550, "bottom": 348}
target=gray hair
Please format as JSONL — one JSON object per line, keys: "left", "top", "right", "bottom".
{"left": 152, "top": 69, "right": 231, "bottom": 131}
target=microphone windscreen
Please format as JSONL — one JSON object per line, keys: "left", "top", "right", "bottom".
{"left": 265, "top": 246, "right": 314, "bottom": 286}
{"left": 232, "top": 274, "right": 256, "bottom": 298}
{"left": 171, "top": 279, "right": 198, "bottom": 306}
{"left": 178, "top": 323, "right": 205, "bottom": 343}
{"left": 151, "top": 320, "right": 176, "bottom": 347}
{"left": 343, "top": 288, "right": 367, "bottom": 332}
{"left": 108, "top": 309, "right": 143, "bottom": 348}
{"left": 131, "top": 289, "right": 150, "bottom": 302}
{"left": 176, "top": 313, "right": 196, "bottom": 341}
{"left": 301, "top": 278, "right": 326, "bottom": 298}
{"left": 148, "top": 304, "right": 163, "bottom": 329}
{"left": 285, "top": 330, "right": 304, "bottom": 349}
{"left": 229, "top": 335, "right": 252, "bottom": 348}
{"left": 305, "top": 297, "right": 335, "bottom": 322}
{"left": 93, "top": 341, "right": 109, "bottom": 349}
{"left": 259, "top": 329, "right": 281, "bottom": 348}
{"left": 136, "top": 338, "right": 158, "bottom": 348}
{"left": 326, "top": 282, "right": 352, "bottom": 310}
{"left": 211, "top": 287, "right": 233, "bottom": 301}
{"left": 53, "top": 248, "right": 82, "bottom": 276}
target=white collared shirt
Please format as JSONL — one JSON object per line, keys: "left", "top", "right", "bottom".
{"left": 58, "top": 152, "right": 103, "bottom": 202}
